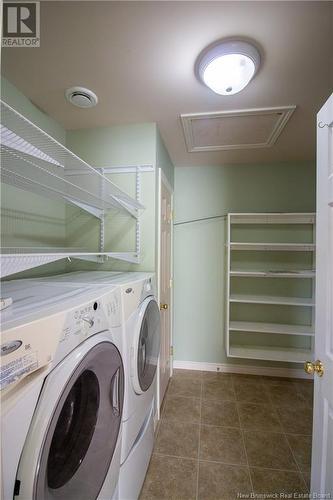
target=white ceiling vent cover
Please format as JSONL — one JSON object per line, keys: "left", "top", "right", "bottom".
{"left": 181, "top": 106, "right": 296, "bottom": 152}
{"left": 65, "top": 87, "right": 98, "bottom": 108}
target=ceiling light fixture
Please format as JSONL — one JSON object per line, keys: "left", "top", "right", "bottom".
{"left": 196, "top": 40, "right": 261, "bottom": 96}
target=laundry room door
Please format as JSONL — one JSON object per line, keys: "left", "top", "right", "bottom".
{"left": 158, "top": 170, "right": 173, "bottom": 407}
{"left": 309, "top": 93, "right": 333, "bottom": 495}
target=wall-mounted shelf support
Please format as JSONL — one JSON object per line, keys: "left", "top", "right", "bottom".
{"left": 64, "top": 198, "right": 105, "bottom": 220}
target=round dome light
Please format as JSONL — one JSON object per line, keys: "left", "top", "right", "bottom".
{"left": 65, "top": 87, "right": 98, "bottom": 108}
{"left": 197, "top": 40, "right": 261, "bottom": 96}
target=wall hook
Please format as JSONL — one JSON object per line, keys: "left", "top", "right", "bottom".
{"left": 318, "top": 121, "right": 331, "bottom": 129}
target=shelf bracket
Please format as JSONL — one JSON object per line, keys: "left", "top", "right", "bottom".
{"left": 63, "top": 197, "right": 105, "bottom": 220}
{"left": 74, "top": 255, "right": 105, "bottom": 263}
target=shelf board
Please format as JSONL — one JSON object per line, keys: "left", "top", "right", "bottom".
{"left": 230, "top": 269, "right": 315, "bottom": 278}
{"left": 0, "top": 100, "right": 144, "bottom": 218}
{"left": 0, "top": 251, "right": 140, "bottom": 278}
{"left": 229, "top": 321, "right": 314, "bottom": 336}
{"left": 229, "top": 213, "right": 316, "bottom": 224}
{"left": 228, "top": 345, "right": 312, "bottom": 363}
{"left": 230, "top": 242, "right": 315, "bottom": 251}
{"left": 230, "top": 294, "right": 314, "bottom": 306}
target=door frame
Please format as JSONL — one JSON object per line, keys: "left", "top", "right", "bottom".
{"left": 156, "top": 168, "right": 174, "bottom": 418}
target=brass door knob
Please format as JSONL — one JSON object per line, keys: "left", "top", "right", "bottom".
{"left": 304, "top": 360, "right": 324, "bottom": 377}
{"left": 160, "top": 303, "right": 169, "bottom": 311}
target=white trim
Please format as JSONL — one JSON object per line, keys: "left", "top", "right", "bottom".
{"left": 181, "top": 106, "right": 296, "bottom": 153}
{"left": 173, "top": 360, "right": 312, "bottom": 380}
{"left": 156, "top": 168, "right": 174, "bottom": 418}
{"left": 160, "top": 169, "right": 173, "bottom": 194}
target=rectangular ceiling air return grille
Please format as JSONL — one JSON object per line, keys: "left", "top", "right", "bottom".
{"left": 181, "top": 106, "right": 296, "bottom": 152}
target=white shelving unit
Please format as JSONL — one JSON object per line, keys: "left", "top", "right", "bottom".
{"left": 0, "top": 100, "right": 146, "bottom": 278}
{"left": 226, "top": 212, "right": 316, "bottom": 363}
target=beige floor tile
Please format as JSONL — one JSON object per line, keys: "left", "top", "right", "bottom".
{"left": 277, "top": 407, "right": 313, "bottom": 435}
{"left": 286, "top": 434, "right": 312, "bottom": 472}
{"left": 140, "top": 454, "right": 197, "bottom": 500}
{"left": 234, "top": 380, "right": 271, "bottom": 404}
{"left": 202, "top": 371, "right": 233, "bottom": 381}
{"left": 302, "top": 471, "right": 311, "bottom": 491}
{"left": 163, "top": 396, "right": 201, "bottom": 423}
{"left": 155, "top": 420, "right": 200, "bottom": 459}
{"left": 268, "top": 384, "right": 308, "bottom": 408}
{"left": 238, "top": 402, "right": 282, "bottom": 431}
{"left": 198, "top": 461, "right": 252, "bottom": 499}
{"left": 202, "top": 378, "right": 236, "bottom": 401}
{"left": 261, "top": 376, "right": 296, "bottom": 386}
{"left": 168, "top": 376, "right": 202, "bottom": 398}
{"left": 250, "top": 467, "right": 308, "bottom": 495}
{"left": 201, "top": 399, "right": 240, "bottom": 427}
{"left": 200, "top": 425, "right": 247, "bottom": 465}
{"left": 294, "top": 381, "right": 314, "bottom": 408}
{"left": 232, "top": 373, "right": 264, "bottom": 383}
{"left": 172, "top": 369, "right": 203, "bottom": 380}
{"left": 243, "top": 431, "right": 298, "bottom": 470}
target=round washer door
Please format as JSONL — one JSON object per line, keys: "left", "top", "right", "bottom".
{"left": 132, "top": 297, "right": 161, "bottom": 394}
{"left": 15, "top": 337, "right": 124, "bottom": 500}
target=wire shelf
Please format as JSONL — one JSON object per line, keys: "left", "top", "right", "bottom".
{"left": 0, "top": 248, "right": 140, "bottom": 278}
{"left": 0, "top": 100, "right": 145, "bottom": 218}
{"left": 0, "top": 100, "right": 145, "bottom": 275}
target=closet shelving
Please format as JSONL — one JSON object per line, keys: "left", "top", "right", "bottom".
{"left": 226, "top": 212, "right": 316, "bottom": 363}
{"left": 0, "top": 100, "right": 145, "bottom": 278}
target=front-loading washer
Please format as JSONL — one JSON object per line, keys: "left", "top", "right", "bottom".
{"left": 1, "top": 279, "right": 125, "bottom": 500}
{"left": 23, "top": 271, "right": 161, "bottom": 499}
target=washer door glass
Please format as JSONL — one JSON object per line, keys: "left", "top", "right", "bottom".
{"left": 34, "top": 342, "right": 124, "bottom": 500}
{"left": 136, "top": 298, "right": 161, "bottom": 392}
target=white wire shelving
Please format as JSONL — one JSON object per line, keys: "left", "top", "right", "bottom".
{"left": 0, "top": 100, "right": 146, "bottom": 277}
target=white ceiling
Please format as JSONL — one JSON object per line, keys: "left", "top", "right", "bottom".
{"left": 2, "top": 1, "right": 333, "bottom": 166}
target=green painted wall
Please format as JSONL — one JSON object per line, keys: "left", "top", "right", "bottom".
{"left": 173, "top": 162, "right": 316, "bottom": 368}
{"left": 1, "top": 77, "right": 68, "bottom": 278}
{"left": 66, "top": 124, "right": 158, "bottom": 273}
{"left": 156, "top": 129, "right": 174, "bottom": 189}
{"left": 1, "top": 77, "right": 66, "bottom": 143}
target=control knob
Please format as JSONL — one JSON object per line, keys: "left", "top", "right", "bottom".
{"left": 82, "top": 316, "right": 94, "bottom": 328}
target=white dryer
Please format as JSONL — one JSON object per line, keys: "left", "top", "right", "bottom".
{"left": 25, "top": 271, "right": 161, "bottom": 499}
{"left": 1, "top": 280, "right": 125, "bottom": 500}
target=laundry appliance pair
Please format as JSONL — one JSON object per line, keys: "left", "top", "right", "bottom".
{"left": 0, "top": 271, "right": 160, "bottom": 500}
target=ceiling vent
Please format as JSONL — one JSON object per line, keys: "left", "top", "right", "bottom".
{"left": 65, "top": 87, "right": 98, "bottom": 108}
{"left": 181, "top": 106, "right": 296, "bottom": 152}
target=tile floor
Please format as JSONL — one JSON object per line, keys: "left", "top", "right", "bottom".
{"left": 140, "top": 370, "right": 313, "bottom": 500}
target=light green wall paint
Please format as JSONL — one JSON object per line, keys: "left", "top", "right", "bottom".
{"left": 173, "top": 163, "right": 316, "bottom": 368}
{"left": 156, "top": 129, "right": 174, "bottom": 188}
{"left": 1, "top": 77, "right": 68, "bottom": 279}
{"left": 1, "top": 77, "right": 66, "bottom": 143}
{"left": 66, "top": 124, "right": 157, "bottom": 168}
{"left": 66, "top": 124, "right": 158, "bottom": 272}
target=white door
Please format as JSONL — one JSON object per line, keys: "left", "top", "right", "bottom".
{"left": 159, "top": 171, "right": 173, "bottom": 407}
{"left": 310, "top": 93, "right": 333, "bottom": 495}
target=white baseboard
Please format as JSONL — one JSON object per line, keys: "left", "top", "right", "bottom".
{"left": 173, "top": 360, "right": 311, "bottom": 380}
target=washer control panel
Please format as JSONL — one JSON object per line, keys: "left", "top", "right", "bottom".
{"left": 54, "top": 290, "right": 121, "bottom": 366}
